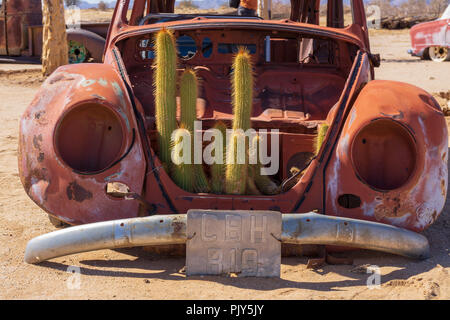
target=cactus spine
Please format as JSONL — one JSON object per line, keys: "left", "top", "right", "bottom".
{"left": 153, "top": 28, "right": 178, "bottom": 167}
{"left": 225, "top": 48, "right": 254, "bottom": 195}
{"left": 210, "top": 121, "right": 227, "bottom": 194}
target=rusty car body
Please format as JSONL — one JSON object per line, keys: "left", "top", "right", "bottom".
{"left": 0, "top": 0, "right": 107, "bottom": 63}
{"left": 408, "top": 4, "right": 450, "bottom": 62}
{"left": 19, "top": 0, "right": 447, "bottom": 264}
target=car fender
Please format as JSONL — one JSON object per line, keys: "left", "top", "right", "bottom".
{"left": 18, "top": 63, "right": 146, "bottom": 224}
{"left": 325, "top": 80, "right": 448, "bottom": 232}
{"left": 66, "top": 28, "right": 106, "bottom": 62}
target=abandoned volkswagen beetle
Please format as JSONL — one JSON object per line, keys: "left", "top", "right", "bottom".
{"left": 19, "top": 0, "right": 447, "bottom": 265}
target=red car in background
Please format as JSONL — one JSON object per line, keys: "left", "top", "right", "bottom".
{"left": 409, "top": 4, "right": 450, "bottom": 62}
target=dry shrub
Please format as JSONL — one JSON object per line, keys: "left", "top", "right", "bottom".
{"left": 176, "top": 0, "right": 200, "bottom": 10}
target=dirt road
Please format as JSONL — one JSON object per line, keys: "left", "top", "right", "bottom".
{"left": 0, "top": 30, "right": 448, "bottom": 300}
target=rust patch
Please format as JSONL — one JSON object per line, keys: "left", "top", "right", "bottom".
{"left": 24, "top": 167, "right": 49, "bottom": 195}
{"left": 34, "top": 111, "right": 45, "bottom": 120}
{"left": 171, "top": 220, "right": 185, "bottom": 235}
{"left": 32, "top": 134, "right": 43, "bottom": 151}
{"left": 66, "top": 181, "right": 93, "bottom": 202}
{"left": 432, "top": 210, "right": 438, "bottom": 223}
{"left": 374, "top": 194, "right": 413, "bottom": 220}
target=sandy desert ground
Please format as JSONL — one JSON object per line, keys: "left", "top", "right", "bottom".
{"left": 0, "top": 29, "right": 448, "bottom": 300}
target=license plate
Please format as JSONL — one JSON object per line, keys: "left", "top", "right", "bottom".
{"left": 186, "top": 209, "right": 281, "bottom": 277}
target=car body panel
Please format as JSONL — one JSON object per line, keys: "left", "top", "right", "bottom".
{"left": 18, "top": 63, "right": 146, "bottom": 224}
{"left": 326, "top": 80, "right": 448, "bottom": 232}
{"left": 17, "top": 0, "right": 448, "bottom": 234}
{"left": 409, "top": 5, "right": 450, "bottom": 57}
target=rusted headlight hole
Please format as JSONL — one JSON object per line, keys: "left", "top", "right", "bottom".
{"left": 352, "top": 119, "right": 416, "bottom": 191}
{"left": 55, "top": 103, "right": 124, "bottom": 173}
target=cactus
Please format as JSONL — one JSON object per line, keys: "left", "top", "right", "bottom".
{"left": 179, "top": 68, "right": 210, "bottom": 193}
{"left": 170, "top": 128, "right": 194, "bottom": 192}
{"left": 225, "top": 48, "right": 254, "bottom": 195}
{"left": 230, "top": 48, "right": 254, "bottom": 131}
{"left": 253, "top": 167, "right": 281, "bottom": 195}
{"left": 194, "top": 165, "right": 211, "bottom": 193}
{"left": 314, "top": 124, "right": 329, "bottom": 155}
{"left": 246, "top": 166, "right": 262, "bottom": 195}
{"left": 153, "top": 28, "right": 178, "bottom": 167}
{"left": 225, "top": 131, "right": 248, "bottom": 194}
{"left": 179, "top": 68, "right": 198, "bottom": 132}
{"left": 249, "top": 135, "right": 281, "bottom": 195}
{"left": 210, "top": 121, "right": 227, "bottom": 194}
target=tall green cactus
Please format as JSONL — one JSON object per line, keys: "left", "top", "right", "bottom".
{"left": 225, "top": 131, "right": 248, "bottom": 194}
{"left": 171, "top": 127, "right": 194, "bottom": 192}
{"left": 153, "top": 28, "right": 178, "bottom": 167}
{"left": 253, "top": 167, "right": 281, "bottom": 195}
{"left": 225, "top": 48, "right": 254, "bottom": 195}
{"left": 179, "top": 68, "right": 210, "bottom": 193}
{"left": 180, "top": 68, "right": 198, "bottom": 132}
{"left": 230, "top": 48, "right": 253, "bottom": 132}
{"left": 210, "top": 121, "right": 227, "bottom": 194}
{"left": 246, "top": 165, "right": 262, "bottom": 195}
{"left": 194, "top": 166, "right": 211, "bottom": 193}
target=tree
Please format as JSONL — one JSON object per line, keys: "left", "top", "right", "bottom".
{"left": 428, "top": 0, "right": 449, "bottom": 17}
{"left": 98, "top": 1, "right": 108, "bottom": 10}
{"left": 42, "top": 0, "right": 68, "bottom": 76}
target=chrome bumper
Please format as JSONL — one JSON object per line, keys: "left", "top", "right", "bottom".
{"left": 25, "top": 212, "right": 430, "bottom": 264}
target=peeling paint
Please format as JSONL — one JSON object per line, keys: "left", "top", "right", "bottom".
{"left": 67, "top": 181, "right": 93, "bottom": 202}
{"left": 98, "top": 78, "right": 108, "bottom": 87}
{"left": 80, "top": 79, "right": 96, "bottom": 87}
{"left": 105, "top": 172, "right": 123, "bottom": 182}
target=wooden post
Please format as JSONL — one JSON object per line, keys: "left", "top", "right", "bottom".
{"left": 42, "top": 0, "right": 68, "bottom": 76}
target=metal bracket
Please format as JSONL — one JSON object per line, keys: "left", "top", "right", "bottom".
{"left": 106, "top": 182, "right": 157, "bottom": 215}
